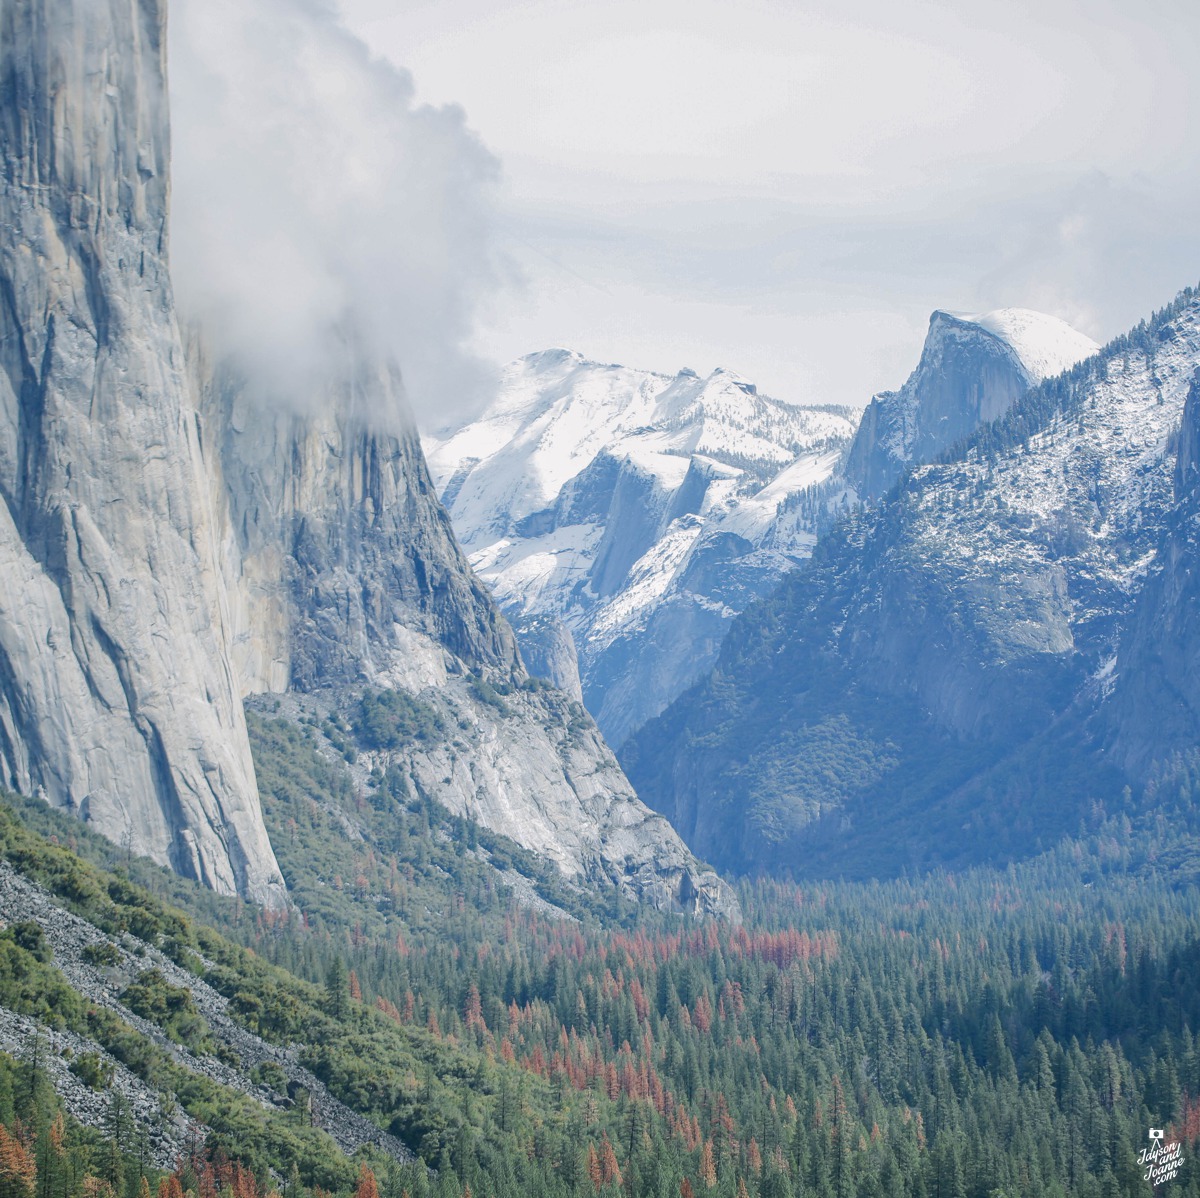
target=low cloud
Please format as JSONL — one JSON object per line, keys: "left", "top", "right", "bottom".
{"left": 168, "top": 0, "right": 502, "bottom": 425}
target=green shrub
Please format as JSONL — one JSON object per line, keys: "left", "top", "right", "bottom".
{"left": 468, "top": 675, "right": 509, "bottom": 714}
{"left": 69, "top": 1051, "right": 112, "bottom": 1090}
{"left": 352, "top": 689, "right": 445, "bottom": 750}
{"left": 121, "top": 968, "right": 214, "bottom": 1052}
{"left": 81, "top": 940, "right": 122, "bottom": 967}
{"left": 6, "top": 921, "right": 50, "bottom": 962}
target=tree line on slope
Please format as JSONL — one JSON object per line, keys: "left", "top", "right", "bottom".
{"left": 2, "top": 717, "right": 1200, "bottom": 1197}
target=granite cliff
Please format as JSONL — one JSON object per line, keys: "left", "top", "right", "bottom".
{"left": 844, "top": 308, "right": 1098, "bottom": 501}
{"left": 0, "top": 0, "right": 732, "bottom": 917}
{"left": 0, "top": 0, "right": 284, "bottom": 906}
{"left": 192, "top": 348, "right": 734, "bottom": 915}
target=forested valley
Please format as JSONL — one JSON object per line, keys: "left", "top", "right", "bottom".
{"left": 0, "top": 717, "right": 1197, "bottom": 1198}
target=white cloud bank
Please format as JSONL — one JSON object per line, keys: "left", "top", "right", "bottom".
{"left": 168, "top": 0, "right": 502, "bottom": 423}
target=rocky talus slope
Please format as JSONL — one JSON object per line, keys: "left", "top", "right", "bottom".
{"left": 0, "top": 856, "right": 414, "bottom": 1164}
{"left": 0, "top": 1002, "right": 201, "bottom": 1170}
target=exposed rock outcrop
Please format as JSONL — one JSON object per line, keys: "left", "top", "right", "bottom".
{"left": 190, "top": 345, "right": 519, "bottom": 697}
{"left": 507, "top": 612, "right": 584, "bottom": 700}
{"left": 845, "top": 309, "right": 1098, "bottom": 501}
{"left": 0, "top": 0, "right": 732, "bottom": 917}
{"left": 0, "top": 0, "right": 284, "bottom": 906}
{"left": 1112, "top": 373, "right": 1200, "bottom": 775}
{"left": 190, "top": 346, "right": 736, "bottom": 918}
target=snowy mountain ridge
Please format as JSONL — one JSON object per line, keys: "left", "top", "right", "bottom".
{"left": 428, "top": 308, "right": 1097, "bottom": 749}
{"left": 425, "top": 352, "right": 859, "bottom": 744}
{"left": 621, "top": 287, "right": 1200, "bottom": 877}
{"left": 427, "top": 351, "right": 851, "bottom": 544}
{"left": 944, "top": 307, "right": 1100, "bottom": 383}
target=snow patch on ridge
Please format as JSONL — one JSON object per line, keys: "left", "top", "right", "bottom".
{"left": 949, "top": 308, "right": 1100, "bottom": 382}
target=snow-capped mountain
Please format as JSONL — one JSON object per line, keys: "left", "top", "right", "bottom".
{"left": 425, "top": 351, "right": 858, "bottom": 745}
{"left": 622, "top": 289, "right": 1198, "bottom": 879}
{"left": 845, "top": 308, "right": 1099, "bottom": 499}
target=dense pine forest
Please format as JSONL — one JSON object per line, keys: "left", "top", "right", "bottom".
{"left": 0, "top": 716, "right": 1198, "bottom": 1198}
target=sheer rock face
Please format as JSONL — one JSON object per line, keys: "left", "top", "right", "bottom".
{"left": 0, "top": 0, "right": 734, "bottom": 917}
{"left": 845, "top": 310, "right": 1098, "bottom": 501}
{"left": 506, "top": 613, "right": 584, "bottom": 702}
{"left": 191, "top": 352, "right": 736, "bottom": 918}
{"left": 0, "top": 0, "right": 285, "bottom": 906}
{"left": 189, "top": 348, "right": 521, "bottom": 698}
{"left": 1113, "top": 375, "right": 1200, "bottom": 775}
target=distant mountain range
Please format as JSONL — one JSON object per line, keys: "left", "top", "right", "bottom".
{"left": 425, "top": 352, "right": 858, "bottom": 745}
{"left": 426, "top": 294, "right": 1200, "bottom": 883}
{"left": 7, "top": 0, "right": 1200, "bottom": 914}
{"left": 620, "top": 289, "right": 1200, "bottom": 878}
{"left": 427, "top": 310, "right": 1098, "bottom": 749}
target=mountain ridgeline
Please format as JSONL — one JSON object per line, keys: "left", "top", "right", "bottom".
{"left": 425, "top": 351, "right": 860, "bottom": 748}
{"left": 621, "top": 289, "right": 1200, "bottom": 878}
{"left": 5, "top": 0, "right": 1200, "bottom": 915}
{"left": 0, "top": 0, "right": 731, "bottom": 917}
{"left": 429, "top": 313, "right": 1097, "bottom": 753}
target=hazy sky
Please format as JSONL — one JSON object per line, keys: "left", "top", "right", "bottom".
{"left": 336, "top": 0, "right": 1200, "bottom": 414}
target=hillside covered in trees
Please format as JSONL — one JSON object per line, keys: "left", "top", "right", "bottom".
{"left": 0, "top": 714, "right": 1199, "bottom": 1198}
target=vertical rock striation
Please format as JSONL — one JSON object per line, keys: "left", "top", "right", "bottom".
{"left": 189, "top": 346, "right": 737, "bottom": 918}
{"left": 190, "top": 345, "right": 520, "bottom": 698}
{"left": 1112, "top": 373, "right": 1200, "bottom": 775}
{"left": 0, "top": 0, "right": 284, "bottom": 905}
{"left": 0, "top": 0, "right": 734, "bottom": 916}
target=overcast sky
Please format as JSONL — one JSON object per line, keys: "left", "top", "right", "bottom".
{"left": 334, "top": 0, "right": 1200, "bottom": 414}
